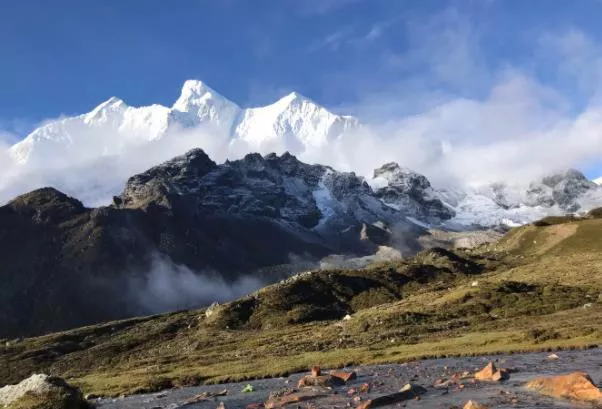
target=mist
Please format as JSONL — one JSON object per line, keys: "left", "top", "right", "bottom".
{"left": 128, "top": 254, "right": 264, "bottom": 314}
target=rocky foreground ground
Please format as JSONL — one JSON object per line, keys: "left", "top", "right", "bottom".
{"left": 90, "top": 348, "right": 601, "bottom": 409}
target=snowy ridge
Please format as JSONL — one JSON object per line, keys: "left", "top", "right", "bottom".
{"left": 3, "top": 79, "right": 602, "bottom": 229}
{"left": 369, "top": 165, "right": 602, "bottom": 229}
{"left": 8, "top": 80, "right": 358, "bottom": 168}
{"left": 595, "top": 177, "right": 602, "bottom": 186}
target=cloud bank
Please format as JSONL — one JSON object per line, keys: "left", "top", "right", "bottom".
{"left": 1, "top": 8, "right": 602, "bottom": 207}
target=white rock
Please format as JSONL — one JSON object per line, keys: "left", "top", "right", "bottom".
{"left": 0, "top": 374, "right": 83, "bottom": 407}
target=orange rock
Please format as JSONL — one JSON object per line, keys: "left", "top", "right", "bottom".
{"left": 525, "top": 372, "right": 602, "bottom": 403}
{"left": 360, "top": 383, "right": 370, "bottom": 393}
{"left": 463, "top": 400, "right": 488, "bottom": 409}
{"left": 311, "top": 366, "right": 321, "bottom": 377}
{"left": 474, "top": 362, "right": 509, "bottom": 382}
{"left": 330, "top": 371, "right": 357, "bottom": 382}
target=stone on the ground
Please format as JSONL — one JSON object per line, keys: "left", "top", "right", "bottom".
{"left": 463, "top": 400, "right": 488, "bottom": 409}
{"left": 0, "top": 374, "right": 87, "bottom": 409}
{"left": 474, "top": 362, "right": 509, "bottom": 382}
{"left": 356, "top": 383, "right": 426, "bottom": 409}
{"left": 297, "top": 374, "right": 345, "bottom": 388}
{"left": 547, "top": 353, "right": 560, "bottom": 360}
{"left": 525, "top": 372, "right": 602, "bottom": 403}
{"left": 264, "top": 388, "right": 331, "bottom": 409}
{"left": 330, "top": 371, "right": 357, "bottom": 382}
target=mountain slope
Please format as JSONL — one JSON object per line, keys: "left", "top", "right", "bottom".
{"left": 0, "top": 149, "right": 427, "bottom": 338}
{"left": 2, "top": 213, "right": 601, "bottom": 397}
{"left": 2, "top": 146, "right": 600, "bottom": 338}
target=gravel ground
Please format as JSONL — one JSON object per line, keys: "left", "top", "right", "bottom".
{"left": 95, "top": 348, "right": 602, "bottom": 409}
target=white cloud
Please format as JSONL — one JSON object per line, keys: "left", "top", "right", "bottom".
{"left": 2, "top": 9, "right": 602, "bottom": 206}
{"left": 538, "top": 27, "right": 602, "bottom": 100}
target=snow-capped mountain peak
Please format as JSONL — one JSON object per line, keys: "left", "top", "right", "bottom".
{"left": 4, "top": 79, "right": 361, "bottom": 202}
{"left": 170, "top": 80, "right": 240, "bottom": 128}
{"left": 233, "top": 91, "right": 359, "bottom": 152}
{"left": 594, "top": 176, "right": 602, "bottom": 185}
{"left": 84, "top": 96, "right": 128, "bottom": 124}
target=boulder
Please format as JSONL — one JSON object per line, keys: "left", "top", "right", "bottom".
{"left": 525, "top": 372, "right": 602, "bottom": 403}
{"left": 0, "top": 374, "right": 87, "bottom": 409}
{"left": 474, "top": 362, "right": 509, "bottom": 382}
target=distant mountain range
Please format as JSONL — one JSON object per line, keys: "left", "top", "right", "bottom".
{"left": 1, "top": 80, "right": 602, "bottom": 338}
{"left": 2, "top": 79, "right": 601, "bottom": 225}
{"left": 1, "top": 146, "right": 601, "bottom": 338}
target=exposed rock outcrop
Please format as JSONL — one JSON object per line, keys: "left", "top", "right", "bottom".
{"left": 0, "top": 374, "right": 87, "bottom": 409}
{"left": 525, "top": 372, "right": 602, "bottom": 403}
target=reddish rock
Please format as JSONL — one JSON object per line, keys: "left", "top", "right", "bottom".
{"left": 311, "top": 366, "right": 321, "bottom": 377}
{"left": 330, "top": 371, "right": 357, "bottom": 382}
{"left": 525, "top": 372, "right": 602, "bottom": 403}
{"left": 360, "top": 383, "right": 370, "bottom": 394}
{"left": 474, "top": 362, "right": 509, "bottom": 382}
{"left": 246, "top": 404, "right": 264, "bottom": 409}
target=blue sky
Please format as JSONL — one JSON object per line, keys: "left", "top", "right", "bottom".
{"left": 1, "top": 0, "right": 602, "bottom": 178}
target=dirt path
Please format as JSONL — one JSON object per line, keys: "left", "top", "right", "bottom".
{"left": 95, "top": 348, "right": 601, "bottom": 409}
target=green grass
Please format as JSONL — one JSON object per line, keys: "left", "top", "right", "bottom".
{"left": 1, "top": 216, "right": 602, "bottom": 397}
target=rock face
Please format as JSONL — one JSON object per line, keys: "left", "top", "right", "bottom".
{"left": 372, "top": 163, "right": 455, "bottom": 225}
{"left": 525, "top": 372, "right": 602, "bottom": 403}
{"left": 526, "top": 169, "right": 600, "bottom": 212}
{"left": 0, "top": 374, "right": 87, "bottom": 408}
{"left": 0, "top": 149, "right": 424, "bottom": 338}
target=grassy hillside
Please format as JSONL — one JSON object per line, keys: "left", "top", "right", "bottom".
{"left": 1, "top": 213, "right": 601, "bottom": 397}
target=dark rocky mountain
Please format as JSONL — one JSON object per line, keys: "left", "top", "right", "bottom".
{"left": 372, "top": 162, "right": 455, "bottom": 224}
{"left": 1, "top": 148, "right": 601, "bottom": 339}
{"left": 0, "top": 149, "right": 425, "bottom": 338}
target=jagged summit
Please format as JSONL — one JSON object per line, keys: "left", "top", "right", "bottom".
{"left": 3, "top": 80, "right": 601, "bottom": 229}
{"left": 371, "top": 162, "right": 455, "bottom": 224}
{"left": 6, "top": 79, "right": 357, "bottom": 172}
{"left": 171, "top": 80, "right": 240, "bottom": 126}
